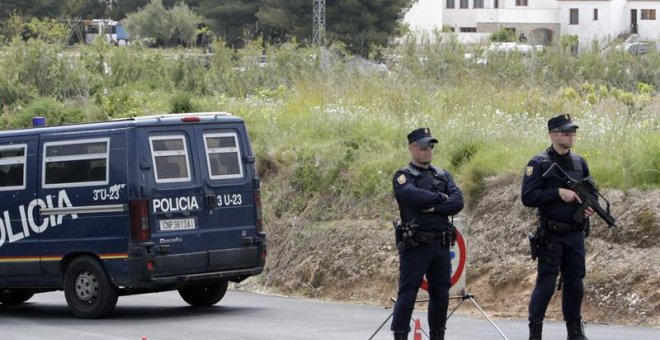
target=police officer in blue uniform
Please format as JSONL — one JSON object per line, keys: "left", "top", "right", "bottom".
{"left": 522, "top": 114, "right": 595, "bottom": 340}
{"left": 391, "top": 128, "right": 464, "bottom": 340}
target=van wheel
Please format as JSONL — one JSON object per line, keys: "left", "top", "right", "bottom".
{"left": 63, "top": 256, "right": 118, "bottom": 318}
{"left": 178, "top": 280, "right": 228, "bottom": 307}
{"left": 0, "top": 290, "right": 34, "bottom": 305}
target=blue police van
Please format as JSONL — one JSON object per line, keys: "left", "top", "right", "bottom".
{"left": 0, "top": 113, "right": 266, "bottom": 318}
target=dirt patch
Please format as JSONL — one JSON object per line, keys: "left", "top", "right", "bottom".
{"left": 237, "top": 174, "right": 659, "bottom": 326}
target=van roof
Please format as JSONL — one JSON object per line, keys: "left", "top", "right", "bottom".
{"left": 0, "top": 113, "right": 244, "bottom": 138}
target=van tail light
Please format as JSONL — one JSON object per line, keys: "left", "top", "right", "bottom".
{"left": 130, "top": 200, "right": 150, "bottom": 242}
{"left": 254, "top": 190, "right": 263, "bottom": 233}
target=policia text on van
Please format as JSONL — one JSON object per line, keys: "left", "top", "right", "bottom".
{"left": 0, "top": 113, "right": 266, "bottom": 318}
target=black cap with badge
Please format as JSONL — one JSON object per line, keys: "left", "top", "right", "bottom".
{"left": 407, "top": 128, "right": 438, "bottom": 146}
{"left": 548, "top": 114, "right": 579, "bottom": 132}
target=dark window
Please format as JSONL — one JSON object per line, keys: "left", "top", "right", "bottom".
{"left": 446, "top": 0, "right": 455, "bottom": 9}
{"left": 494, "top": 0, "right": 499, "bottom": 9}
{"left": 516, "top": 0, "right": 528, "bottom": 6}
{"left": 0, "top": 146, "right": 26, "bottom": 189}
{"left": 474, "top": 0, "right": 484, "bottom": 9}
{"left": 570, "top": 8, "right": 579, "bottom": 25}
{"left": 460, "top": 0, "right": 468, "bottom": 9}
{"left": 150, "top": 136, "right": 191, "bottom": 183}
{"left": 460, "top": 27, "right": 477, "bottom": 32}
{"left": 594, "top": 9, "right": 598, "bottom": 21}
{"left": 204, "top": 133, "right": 243, "bottom": 179}
{"left": 641, "top": 9, "right": 656, "bottom": 20}
{"left": 44, "top": 139, "right": 109, "bottom": 186}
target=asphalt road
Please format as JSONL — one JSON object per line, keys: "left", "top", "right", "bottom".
{"left": 0, "top": 290, "right": 657, "bottom": 340}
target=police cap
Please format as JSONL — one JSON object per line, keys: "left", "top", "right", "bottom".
{"left": 407, "top": 128, "right": 438, "bottom": 145}
{"left": 548, "top": 114, "right": 579, "bottom": 132}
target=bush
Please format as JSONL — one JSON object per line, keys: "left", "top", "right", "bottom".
{"left": 169, "top": 92, "right": 196, "bottom": 113}
{"left": 10, "top": 97, "right": 85, "bottom": 128}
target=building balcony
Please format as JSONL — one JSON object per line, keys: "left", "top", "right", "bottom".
{"left": 475, "top": 9, "right": 560, "bottom": 24}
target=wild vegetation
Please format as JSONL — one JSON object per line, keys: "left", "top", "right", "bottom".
{"left": 1, "top": 34, "right": 659, "bottom": 324}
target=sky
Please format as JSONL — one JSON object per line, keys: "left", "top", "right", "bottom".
{"left": 404, "top": 0, "right": 444, "bottom": 31}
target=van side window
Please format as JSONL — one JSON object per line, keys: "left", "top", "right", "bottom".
{"left": 149, "top": 135, "right": 191, "bottom": 183}
{"left": 0, "top": 144, "right": 27, "bottom": 190}
{"left": 203, "top": 133, "right": 243, "bottom": 180}
{"left": 43, "top": 139, "right": 109, "bottom": 188}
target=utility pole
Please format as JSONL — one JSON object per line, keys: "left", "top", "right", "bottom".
{"left": 312, "top": 0, "right": 326, "bottom": 46}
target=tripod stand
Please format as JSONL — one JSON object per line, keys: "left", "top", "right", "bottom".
{"left": 447, "top": 290, "right": 509, "bottom": 340}
{"left": 368, "top": 292, "right": 510, "bottom": 340}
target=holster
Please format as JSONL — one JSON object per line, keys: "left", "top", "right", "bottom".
{"left": 529, "top": 232, "right": 539, "bottom": 260}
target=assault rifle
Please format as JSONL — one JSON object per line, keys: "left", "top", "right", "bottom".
{"left": 542, "top": 163, "right": 617, "bottom": 228}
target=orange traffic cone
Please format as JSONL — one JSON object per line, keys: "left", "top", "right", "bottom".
{"left": 413, "top": 318, "right": 422, "bottom": 340}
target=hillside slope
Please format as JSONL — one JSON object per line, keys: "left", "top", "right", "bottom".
{"left": 242, "top": 174, "right": 659, "bottom": 326}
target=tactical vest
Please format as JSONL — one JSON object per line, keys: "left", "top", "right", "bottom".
{"left": 535, "top": 149, "right": 586, "bottom": 224}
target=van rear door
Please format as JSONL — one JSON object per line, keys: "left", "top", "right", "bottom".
{"left": 192, "top": 124, "right": 260, "bottom": 272}
{"left": 140, "top": 127, "right": 207, "bottom": 276}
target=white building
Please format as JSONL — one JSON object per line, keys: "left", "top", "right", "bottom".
{"left": 435, "top": 0, "right": 660, "bottom": 50}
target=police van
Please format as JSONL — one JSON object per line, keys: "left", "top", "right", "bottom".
{"left": 0, "top": 113, "right": 266, "bottom": 318}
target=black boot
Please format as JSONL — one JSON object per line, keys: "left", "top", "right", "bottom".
{"left": 566, "top": 320, "right": 589, "bottom": 340}
{"left": 393, "top": 331, "right": 408, "bottom": 340}
{"left": 430, "top": 329, "right": 445, "bottom": 340}
{"left": 529, "top": 323, "right": 542, "bottom": 340}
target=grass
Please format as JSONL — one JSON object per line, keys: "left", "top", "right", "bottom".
{"left": 0, "top": 37, "right": 658, "bottom": 211}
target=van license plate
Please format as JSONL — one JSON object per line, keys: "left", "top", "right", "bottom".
{"left": 160, "top": 218, "right": 196, "bottom": 231}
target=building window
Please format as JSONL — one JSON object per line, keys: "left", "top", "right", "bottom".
{"left": 570, "top": 8, "right": 579, "bottom": 25}
{"left": 460, "top": 0, "right": 468, "bottom": 9}
{"left": 460, "top": 27, "right": 477, "bottom": 32}
{"left": 593, "top": 8, "right": 598, "bottom": 21}
{"left": 494, "top": 0, "right": 499, "bottom": 9}
{"left": 446, "top": 0, "right": 455, "bottom": 9}
{"left": 474, "top": 0, "right": 484, "bottom": 8}
{"left": 641, "top": 9, "right": 656, "bottom": 20}
{"left": 516, "top": 0, "right": 528, "bottom": 6}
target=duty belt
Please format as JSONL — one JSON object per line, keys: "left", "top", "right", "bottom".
{"left": 414, "top": 230, "right": 451, "bottom": 247}
{"left": 540, "top": 218, "right": 582, "bottom": 234}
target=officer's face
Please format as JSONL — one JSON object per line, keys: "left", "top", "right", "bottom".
{"left": 550, "top": 129, "right": 577, "bottom": 149}
{"left": 409, "top": 142, "right": 434, "bottom": 165}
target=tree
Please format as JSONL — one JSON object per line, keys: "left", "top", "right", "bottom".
{"left": 125, "top": 0, "right": 201, "bottom": 46}
{"left": 257, "top": 0, "right": 413, "bottom": 56}
{"left": 192, "top": 0, "right": 259, "bottom": 47}
{"left": 170, "top": 3, "right": 203, "bottom": 45}
{"left": 256, "top": 0, "right": 310, "bottom": 44}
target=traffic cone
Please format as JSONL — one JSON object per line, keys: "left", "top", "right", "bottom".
{"left": 413, "top": 318, "right": 422, "bottom": 340}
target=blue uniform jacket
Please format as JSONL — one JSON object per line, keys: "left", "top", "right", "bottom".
{"left": 393, "top": 163, "right": 464, "bottom": 231}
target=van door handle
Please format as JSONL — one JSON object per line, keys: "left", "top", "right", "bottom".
{"left": 205, "top": 195, "right": 218, "bottom": 209}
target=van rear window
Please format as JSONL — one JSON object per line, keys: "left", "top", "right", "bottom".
{"left": 43, "top": 139, "right": 109, "bottom": 188}
{"left": 203, "top": 133, "right": 243, "bottom": 179}
{"left": 149, "top": 135, "right": 191, "bottom": 183}
{"left": 0, "top": 145, "right": 26, "bottom": 190}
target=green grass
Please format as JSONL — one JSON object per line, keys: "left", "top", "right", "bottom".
{"left": 0, "top": 37, "right": 658, "bottom": 208}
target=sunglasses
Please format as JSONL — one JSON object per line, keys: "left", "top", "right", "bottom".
{"left": 551, "top": 129, "right": 577, "bottom": 136}
{"left": 418, "top": 144, "right": 435, "bottom": 151}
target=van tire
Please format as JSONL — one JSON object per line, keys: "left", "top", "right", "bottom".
{"left": 0, "top": 290, "right": 34, "bottom": 305}
{"left": 178, "top": 280, "right": 228, "bottom": 307}
{"left": 63, "top": 256, "right": 118, "bottom": 318}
